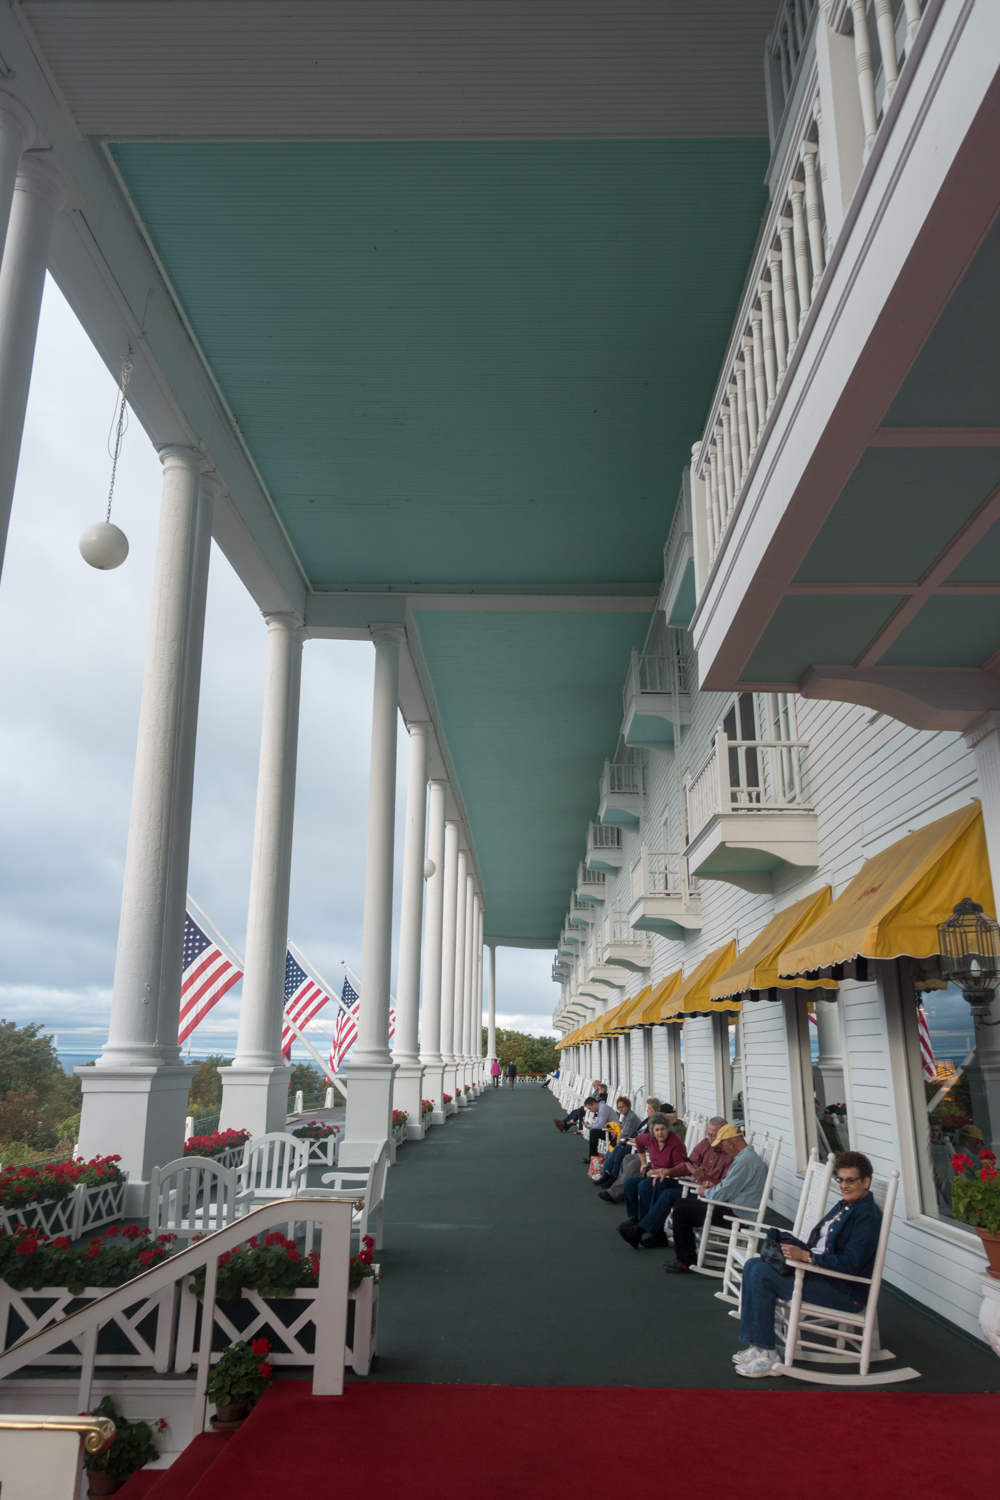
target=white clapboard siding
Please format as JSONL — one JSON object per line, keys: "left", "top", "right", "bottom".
{"left": 681, "top": 1017, "right": 717, "bottom": 1116}
{"left": 740, "top": 997, "right": 803, "bottom": 1222}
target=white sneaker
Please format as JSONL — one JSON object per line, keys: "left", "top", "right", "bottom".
{"left": 735, "top": 1348, "right": 780, "bottom": 1378}
{"left": 732, "top": 1346, "right": 756, "bottom": 1364}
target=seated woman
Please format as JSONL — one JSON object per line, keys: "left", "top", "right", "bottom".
{"left": 617, "top": 1113, "right": 688, "bottom": 1247}
{"left": 734, "top": 1149, "right": 882, "bottom": 1378}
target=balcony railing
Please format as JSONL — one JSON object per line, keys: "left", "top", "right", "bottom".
{"left": 623, "top": 647, "right": 692, "bottom": 712}
{"left": 694, "top": 0, "right": 926, "bottom": 569}
{"left": 686, "top": 731, "right": 812, "bottom": 844}
{"left": 589, "top": 823, "right": 623, "bottom": 850}
{"left": 569, "top": 893, "right": 597, "bottom": 925}
{"left": 629, "top": 847, "right": 698, "bottom": 905}
{"left": 577, "top": 862, "right": 607, "bottom": 899}
{"left": 603, "top": 758, "right": 642, "bottom": 796}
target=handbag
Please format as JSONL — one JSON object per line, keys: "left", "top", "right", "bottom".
{"left": 759, "top": 1226, "right": 809, "bottom": 1276}
{"left": 588, "top": 1156, "right": 606, "bottom": 1181}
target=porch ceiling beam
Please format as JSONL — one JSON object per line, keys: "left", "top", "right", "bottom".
{"left": 784, "top": 581, "right": 1000, "bottom": 595}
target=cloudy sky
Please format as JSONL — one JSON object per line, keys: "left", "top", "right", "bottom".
{"left": 0, "top": 278, "right": 556, "bottom": 1071}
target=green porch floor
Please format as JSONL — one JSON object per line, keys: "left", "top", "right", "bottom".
{"left": 369, "top": 1084, "right": 1000, "bottom": 1390}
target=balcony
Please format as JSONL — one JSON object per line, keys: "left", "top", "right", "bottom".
{"left": 568, "top": 893, "right": 597, "bottom": 927}
{"left": 587, "top": 962, "right": 631, "bottom": 992}
{"left": 685, "top": 731, "right": 818, "bottom": 892}
{"left": 586, "top": 822, "right": 624, "bottom": 872}
{"left": 620, "top": 645, "right": 693, "bottom": 750}
{"left": 598, "top": 756, "right": 642, "bottom": 826}
{"left": 601, "top": 905, "right": 653, "bottom": 973}
{"left": 558, "top": 928, "right": 583, "bottom": 958}
{"left": 627, "top": 845, "right": 702, "bottom": 935}
{"left": 576, "top": 862, "right": 607, "bottom": 903}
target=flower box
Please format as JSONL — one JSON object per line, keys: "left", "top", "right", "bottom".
{"left": 0, "top": 1177, "right": 128, "bottom": 1241}
{"left": 392, "top": 1125, "right": 407, "bottom": 1147}
{"left": 174, "top": 1273, "right": 379, "bottom": 1377}
{"left": 0, "top": 1281, "right": 179, "bottom": 1371}
{"left": 184, "top": 1130, "right": 250, "bottom": 1166}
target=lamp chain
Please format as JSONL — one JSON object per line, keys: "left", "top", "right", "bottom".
{"left": 105, "top": 347, "right": 133, "bottom": 524}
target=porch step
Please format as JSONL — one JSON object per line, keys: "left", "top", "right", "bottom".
{"left": 116, "top": 1433, "right": 234, "bottom": 1500}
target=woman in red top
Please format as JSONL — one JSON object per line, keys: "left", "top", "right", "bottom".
{"left": 617, "top": 1114, "right": 689, "bottom": 1249}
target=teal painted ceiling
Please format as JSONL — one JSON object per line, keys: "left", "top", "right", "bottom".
{"left": 109, "top": 138, "right": 772, "bottom": 937}
{"left": 111, "top": 141, "right": 769, "bottom": 585}
{"left": 414, "top": 611, "right": 648, "bottom": 938}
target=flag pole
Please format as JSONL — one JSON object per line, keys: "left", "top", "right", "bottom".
{"left": 281, "top": 1009, "right": 348, "bottom": 1102}
{"left": 340, "top": 959, "right": 398, "bottom": 1009}
{"left": 186, "top": 894, "right": 245, "bottom": 969}
{"left": 288, "top": 941, "right": 357, "bottom": 1021}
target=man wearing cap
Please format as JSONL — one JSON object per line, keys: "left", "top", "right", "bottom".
{"left": 663, "top": 1125, "right": 769, "bottom": 1274}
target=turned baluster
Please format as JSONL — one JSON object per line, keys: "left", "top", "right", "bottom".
{"left": 779, "top": 217, "right": 799, "bottom": 359}
{"left": 721, "top": 407, "right": 735, "bottom": 514}
{"left": 735, "top": 359, "right": 751, "bottom": 481}
{"left": 903, "top": 0, "right": 922, "bottom": 47}
{"left": 850, "top": 0, "right": 880, "bottom": 157}
{"left": 743, "top": 334, "right": 759, "bottom": 456}
{"left": 802, "top": 135, "right": 827, "bottom": 286}
{"left": 873, "top": 0, "right": 899, "bottom": 103}
{"left": 767, "top": 250, "right": 788, "bottom": 382}
{"left": 789, "top": 180, "right": 812, "bottom": 330}
{"left": 750, "top": 311, "right": 767, "bottom": 440}
{"left": 760, "top": 280, "right": 779, "bottom": 411}
{"left": 727, "top": 386, "right": 741, "bottom": 505}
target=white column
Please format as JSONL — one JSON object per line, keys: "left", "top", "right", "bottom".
{"left": 219, "top": 612, "right": 304, "bottom": 1136}
{"left": 0, "top": 155, "right": 64, "bottom": 582}
{"left": 473, "top": 899, "right": 484, "bottom": 1088}
{"left": 462, "top": 875, "right": 475, "bottom": 1090}
{"left": 440, "top": 820, "right": 460, "bottom": 1110}
{"left": 420, "top": 781, "right": 448, "bottom": 1124}
{"left": 0, "top": 95, "right": 34, "bottom": 262}
{"left": 391, "top": 721, "right": 429, "bottom": 1138}
{"left": 486, "top": 943, "right": 498, "bottom": 1068}
{"left": 812, "top": 998, "right": 846, "bottom": 1111}
{"left": 341, "top": 627, "right": 403, "bottom": 1163}
{"left": 453, "top": 851, "right": 469, "bottom": 1107}
{"left": 77, "top": 447, "right": 211, "bottom": 1207}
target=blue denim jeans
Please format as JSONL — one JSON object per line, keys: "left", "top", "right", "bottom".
{"left": 600, "top": 1141, "right": 632, "bottom": 1180}
{"left": 739, "top": 1255, "right": 865, "bottom": 1349}
{"left": 623, "top": 1173, "right": 678, "bottom": 1224}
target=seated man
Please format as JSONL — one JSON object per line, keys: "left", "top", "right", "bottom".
{"left": 594, "top": 1098, "right": 662, "bottom": 1195}
{"left": 554, "top": 1079, "right": 605, "bottom": 1135}
{"left": 585, "top": 1094, "right": 618, "bottom": 1160}
{"left": 620, "top": 1115, "right": 730, "bottom": 1247}
{"left": 662, "top": 1124, "right": 769, "bottom": 1274}
{"left": 617, "top": 1113, "right": 689, "bottom": 1246}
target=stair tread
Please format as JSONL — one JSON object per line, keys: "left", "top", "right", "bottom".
{"left": 121, "top": 1432, "right": 235, "bottom": 1500}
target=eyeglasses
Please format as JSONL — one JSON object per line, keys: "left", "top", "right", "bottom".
{"left": 836, "top": 1174, "right": 862, "bottom": 1185}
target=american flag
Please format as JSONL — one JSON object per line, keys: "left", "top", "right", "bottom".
{"left": 281, "top": 951, "right": 332, "bottom": 1058}
{"left": 330, "top": 977, "right": 360, "bottom": 1071}
{"left": 917, "top": 1002, "right": 936, "bottom": 1082}
{"left": 177, "top": 907, "right": 243, "bottom": 1044}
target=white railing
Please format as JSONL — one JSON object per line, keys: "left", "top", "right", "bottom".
{"left": 629, "top": 846, "right": 698, "bottom": 905}
{"left": 622, "top": 645, "right": 692, "bottom": 713}
{"left": 686, "top": 730, "right": 812, "bottom": 842}
{"left": 578, "top": 863, "right": 607, "bottom": 890}
{"left": 602, "top": 758, "right": 642, "bottom": 797}
{"left": 569, "top": 894, "right": 596, "bottom": 924}
{"left": 0, "top": 1199, "right": 353, "bottom": 1429}
{"left": 589, "top": 822, "right": 623, "bottom": 850}
{"left": 695, "top": 0, "right": 926, "bottom": 568}
{"left": 605, "top": 905, "right": 650, "bottom": 949}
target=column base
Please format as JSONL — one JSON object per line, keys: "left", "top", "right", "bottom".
{"left": 340, "top": 1060, "right": 399, "bottom": 1166}
{"left": 218, "top": 1064, "right": 290, "bottom": 1138}
{"left": 443, "top": 1063, "right": 458, "bottom": 1112}
{"left": 392, "top": 1058, "right": 426, "bottom": 1139}
{"left": 420, "top": 1060, "right": 447, "bottom": 1125}
{"left": 76, "top": 1063, "right": 197, "bottom": 1217}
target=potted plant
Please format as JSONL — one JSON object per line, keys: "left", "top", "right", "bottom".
{"left": 951, "top": 1149, "right": 1000, "bottom": 1276}
{"left": 183, "top": 1128, "right": 250, "bottom": 1164}
{"left": 421, "top": 1099, "right": 433, "bottom": 1117}
{"left": 291, "top": 1120, "right": 337, "bottom": 1141}
{"left": 204, "top": 1337, "right": 272, "bottom": 1428}
{"left": 82, "top": 1395, "right": 164, "bottom": 1497}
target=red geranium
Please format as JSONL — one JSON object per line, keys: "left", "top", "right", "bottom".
{"left": 16, "top": 1238, "right": 38, "bottom": 1256}
{"left": 52, "top": 1236, "right": 70, "bottom": 1251}
{"left": 951, "top": 1153, "right": 973, "bottom": 1173}
{"left": 258, "top": 1362, "right": 272, "bottom": 1379}
{"left": 138, "top": 1251, "right": 155, "bottom": 1266}
{"left": 251, "top": 1338, "right": 271, "bottom": 1356}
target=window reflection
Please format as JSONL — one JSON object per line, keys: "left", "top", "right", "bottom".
{"left": 917, "top": 982, "right": 998, "bottom": 1224}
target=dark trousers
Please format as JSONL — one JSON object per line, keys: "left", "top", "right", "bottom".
{"left": 670, "top": 1195, "right": 739, "bottom": 1266}
{"left": 740, "top": 1255, "right": 866, "bottom": 1349}
{"left": 599, "top": 1140, "right": 632, "bottom": 1180}
{"left": 492, "top": 1075, "right": 499, "bottom": 1087}
{"left": 638, "top": 1180, "right": 683, "bottom": 1235}
{"left": 561, "top": 1107, "right": 585, "bottom": 1130}
{"left": 588, "top": 1127, "right": 606, "bottom": 1157}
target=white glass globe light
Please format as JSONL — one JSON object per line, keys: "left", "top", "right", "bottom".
{"left": 423, "top": 859, "right": 436, "bottom": 879}
{"left": 80, "top": 522, "right": 129, "bottom": 570}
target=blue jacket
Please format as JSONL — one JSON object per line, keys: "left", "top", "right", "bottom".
{"left": 806, "top": 1192, "right": 882, "bottom": 1300}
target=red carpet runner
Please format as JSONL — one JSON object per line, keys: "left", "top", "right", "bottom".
{"left": 182, "top": 1378, "right": 1000, "bottom": 1500}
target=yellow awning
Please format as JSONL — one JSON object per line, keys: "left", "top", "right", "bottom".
{"left": 635, "top": 969, "right": 683, "bottom": 1024}
{"left": 779, "top": 801, "right": 995, "bottom": 977}
{"left": 594, "top": 999, "right": 632, "bottom": 1038}
{"left": 710, "top": 888, "right": 838, "bottom": 1000}
{"left": 609, "top": 984, "right": 653, "bottom": 1030}
{"left": 660, "top": 941, "right": 739, "bottom": 1021}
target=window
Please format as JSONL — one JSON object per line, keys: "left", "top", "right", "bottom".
{"left": 730, "top": 1016, "right": 744, "bottom": 1126}
{"left": 909, "top": 978, "right": 999, "bottom": 1225}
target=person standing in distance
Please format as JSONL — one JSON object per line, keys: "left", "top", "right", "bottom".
{"left": 507, "top": 1060, "right": 518, "bottom": 1090}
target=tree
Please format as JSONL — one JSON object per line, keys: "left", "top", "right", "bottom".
{"left": 287, "top": 1062, "right": 328, "bottom": 1101}
{"left": 187, "top": 1055, "right": 232, "bottom": 1115}
{"left": 486, "top": 1027, "right": 558, "bottom": 1077}
{"left": 0, "top": 1021, "right": 82, "bottom": 1150}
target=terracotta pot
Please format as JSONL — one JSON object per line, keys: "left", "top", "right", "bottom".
{"left": 210, "top": 1414, "right": 247, "bottom": 1433}
{"left": 86, "top": 1473, "right": 123, "bottom": 1498}
{"left": 977, "top": 1226, "right": 1000, "bottom": 1280}
{"left": 211, "top": 1399, "right": 249, "bottom": 1429}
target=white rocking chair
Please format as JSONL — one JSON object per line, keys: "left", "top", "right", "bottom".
{"left": 716, "top": 1148, "right": 835, "bottom": 1307}
{"left": 772, "top": 1171, "right": 920, "bottom": 1385}
{"left": 149, "top": 1156, "right": 251, "bottom": 1242}
{"left": 308, "top": 1140, "right": 391, "bottom": 1252}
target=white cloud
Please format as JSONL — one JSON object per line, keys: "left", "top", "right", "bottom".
{"left": 0, "top": 278, "right": 556, "bottom": 1065}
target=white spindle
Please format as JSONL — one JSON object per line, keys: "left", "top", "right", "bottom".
{"left": 760, "top": 282, "right": 778, "bottom": 409}
{"left": 750, "top": 312, "right": 767, "bottom": 439}
{"left": 779, "top": 218, "right": 799, "bottom": 358}
{"left": 850, "top": 0, "right": 880, "bottom": 156}
{"left": 904, "top": 0, "right": 922, "bottom": 46}
{"left": 789, "top": 181, "right": 811, "bottom": 329}
{"left": 721, "top": 406, "right": 735, "bottom": 511}
{"left": 735, "top": 361, "right": 750, "bottom": 480}
{"left": 743, "top": 334, "right": 759, "bottom": 455}
{"left": 801, "top": 138, "right": 826, "bottom": 290}
{"left": 727, "top": 390, "right": 740, "bottom": 509}
{"left": 710, "top": 441, "right": 724, "bottom": 547}
{"left": 873, "top": 0, "right": 899, "bottom": 102}
{"left": 768, "top": 251, "right": 788, "bottom": 379}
